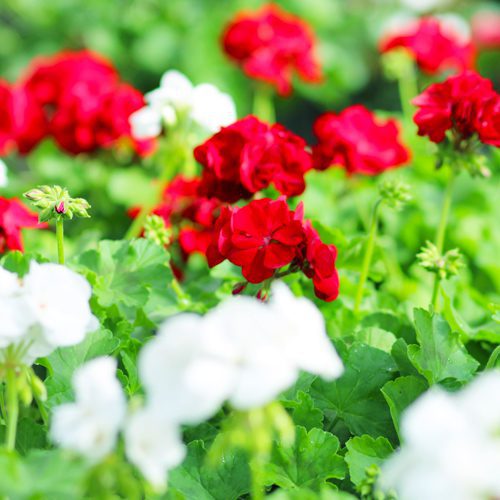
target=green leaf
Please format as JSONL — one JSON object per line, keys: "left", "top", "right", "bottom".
{"left": 285, "top": 391, "right": 324, "bottom": 430}
{"left": 391, "top": 338, "right": 420, "bottom": 377}
{"left": 345, "top": 435, "right": 393, "bottom": 487}
{"left": 268, "top": 487, "right": 356, "bottom": 499}
{"left": 408, "top": 309, "right": 479, "bottom": 385}
{"left": 167, "top": 439, "right": 250, "bottom": 500}
{"left": 310, "top": 343, "right": 398, "bottom": 442}
{"left": 381, "top": 376, "right": 428, "bottom": 439}
{"left": 77, "top": 239, "right": 178, "bottom": 323}
{"left": 43, "top": 328, "right": 119, "bottom": 409}
{"left": 265, "top": 426, "right": 346, "bottom": 491}
{"left": 0, "top": 449, "right": 88, "bottom": 499}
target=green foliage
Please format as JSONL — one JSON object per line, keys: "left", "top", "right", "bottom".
{"left": 264, "top": 426, "right": 346, "bottom": 491}
{"left": 311, "top": 343, "right": 398, "bottom": 443}
{"left": 345, "top": 435, "right": 393, "bottom": 487}
{"left": 408, "top": 309, "right": 479, "bottom": 385}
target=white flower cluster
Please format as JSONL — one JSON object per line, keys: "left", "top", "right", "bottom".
{"left": 380, "top": 371, "right": 500, "bottom": 500}
{"left": 0, "top": 262, "right": 97, "bottom": 364}
{"left": 129, "top": 70, "right": 236, "bottom": 140}
{"left": 51, "top": 283, "right": 343, "bottom": 490}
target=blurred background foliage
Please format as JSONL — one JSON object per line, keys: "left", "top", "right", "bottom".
{"left": 1, "top": 0, "right": 499, "bottom": 132}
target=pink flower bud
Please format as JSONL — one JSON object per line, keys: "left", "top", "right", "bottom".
{"left": 55, "top": 201, "right": 66, "bottom": 214}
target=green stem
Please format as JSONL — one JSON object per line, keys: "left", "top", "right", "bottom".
{"left": 55, "top": 218, "right": 65, "bottom": 265}
{"left": 432, "top": 171, "right": 455, "bottom": 311}
{"left": 398, "top": 62, "right": 418, "bottom": 122}
{"left": 249, "top": 456, "right": 265, "bottom": 500}
{"left": 5, "top": 368, "right": 19, "bottom": 451}
{"left": 354, "top": 199, "right": 382, "bottom": 314}
{"left": 0, "top": 386, "right": 5, "bottom": 424}
{"left": 431, "top": 275, "right": 441, "bottom": 311}
{"left": 253, "top": 85, "right": 275, "bottom": 123}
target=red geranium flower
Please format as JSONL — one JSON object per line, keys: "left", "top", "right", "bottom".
{"left": 206, "top": 198, "right": 304, "bottom": 283}
{"left": 0, "top": 80, "right": 48, "bottom": 155}
{"left": 20, "top": 50, "right": 151, "bottom": 156}
{"left": 312, "top": 105, "right": 410, "bottom": 175}
{"left": 195, "top": 115, "right": 312, "bottom": 202}
{"left": 302, "top": 222, "right": 339, "bottom": 302}
{"left": 0, "top": 197, "right": 46, "bottom": 253}
{"left": 379, "top": 17, "right": 475, "bottom": 74}
{"left": 206, "top": 197, "right": 340, "bottom": 301}
{"left": 222, "top": 4, "right": 322, "bottom": 95}
{"left": 130, "top": 176, "right": 224, "bottom": 259}
{"left": 412, "top": 71, "right": 499, "bottom": 145}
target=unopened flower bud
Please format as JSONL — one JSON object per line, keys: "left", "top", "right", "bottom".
{"left": 379, "top": 179, "right": 412, "bottom": 210}
{"left": 31, "top": 374, "right": 47, "bottom": 402}
{"left": 144, "top": 215, "right": 171, "bottom": 246}
{"left": 232, "top": 282, "right": 247, "bottom": 295}
{"left": 24, "top": 185, "right": 91, "bottom": 223}
{"left": 417, "top": 241, "right": 464, "bottom": 280}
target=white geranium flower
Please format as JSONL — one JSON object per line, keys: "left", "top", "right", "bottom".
{"left": 130, "top": 69, "right": 236, "bottom": 140}
{"left": 22, "top": 262, "right": 97, "bottom": 361}
{"left": 380, "top": 372, "right": 500, "bottom": 500}
{"left": 51, "top": 357, "right": 126, "bottom": 461}
{"left": 0, "top": 268, "right": 33, "bottom": 349}
{"left": 125, "top": 406, "right": 186, "bottom": 490}
{"left": 139, "top": 314, "right": 235, "bottom": 424}
{"left": 189, "top": 83, "right": 237, "bottom": 132}
{"left": 269, "top": 282, "right": 344, "bottom": 380}
{"left": 202, "top": 296, "right": 298, "bottom": 410}
{"left": 0, "top": 159, "right": 8, "bottom": 187}
{"left": 129, "top": 106, "right": 163, "bottom": 140}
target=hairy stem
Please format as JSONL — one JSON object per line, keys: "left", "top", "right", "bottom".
{"left": 5, "top": 367, "right": 19, "bottom": 451}
{"left": 354, "top": 199, "right": 382, "bottom": 314}
{"left": 432, "top": 171, "right": 455, "bottom": 311}
{"left": 55, "top": 218, "right": 65, "bottom": 265}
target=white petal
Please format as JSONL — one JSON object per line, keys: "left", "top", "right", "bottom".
{"left": 129, "top": 106, "right": 162, "bottom": 140}
{"left": 158, "top": 70, "right": 194, "bottom": 109}
{"left": 0, "top": 159, "right": 8, "bottom": 187}
{"left": 125, "top": 406, "right": 186, "bottom": 490}
{"left": 190, "top": 84, "right": 236, "bottom": 132}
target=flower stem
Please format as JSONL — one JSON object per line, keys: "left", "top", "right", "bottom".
{"left": 249, "top": 455, "right": 265, "bottom": 500}
{"left": 398, "top": 62, "right": 418, "bottom": 122}
{"left": 5, "top": 367, "right": 19, "bottom": 451}
{"left": 253, "top": 85, "right": 275, "bottom": 123}
{"left": 55, "top": 218, "right": 65, "bottom": 265}
{"left": 432, "top": 171, "right": 455, "bottom": 311}
{"left": 354, "top": 199, "right": 382, "bottom": 314}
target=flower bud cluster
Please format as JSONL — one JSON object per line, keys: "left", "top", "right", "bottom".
{"left": 417, "top": 241, "right": 464, "bottom": 280}
{"left": 379, "top": 179, "right": 412, "bottom": 210}
{"left": 143, "top": 214, "right": 172, "bottom": 247}
{"left": 24, "top": 185, "right": 91, "bottom": 222}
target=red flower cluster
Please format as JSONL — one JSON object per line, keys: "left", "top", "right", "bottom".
{"left": 0, "top": 197, "right": 46, "bottom": 253}
{"left": 206, "top": 197, "right": 339, "bottom": 302}
{"left": 0, "top": 81, "right": 48, "bottom": 155}
{"left": 413, "top": 71, "right": 500, "bottom": 146}
{"left": 0, "top": 50, "right": 152, "bottom": 156}
{"left": 222, "top": 4, "right": 322, "bottom": 95}
{"left": 379, "top": 17, "right": 475, "bottom": 74}
{"left": 312, "top": 105, "right": 410, "bottom": 175}
{"left": 194, "top": 116, "right": 312, "bottom": 203}
{"left": 132, "top": 176, "right": 224, "bottom": 259}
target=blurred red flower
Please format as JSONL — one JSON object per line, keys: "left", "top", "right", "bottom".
{"left": 413, "top": 71, "right": 499, "bottom": 146}
{"left": 194, "top": 115, "right": 312, "bottom": 202}
{"left": 380, "top": 17, "right": 475, "bottom": 74}
{"left": 0, "top": 80, "right": 48, "bottom": 155}
{"left": 0, "top": 197, "right": 46, "bottom": 253}
{"left": 222, "top": 4, "right": 322, "bottom": 95}
{"left": 19, "top": 50, "right": 152, "bottom": 156}
{"left": 206, "top": 197, "right": 339, "bottom": 301}
{"left": 312, "top": 105, "right": 410, "bottom": 175}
